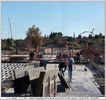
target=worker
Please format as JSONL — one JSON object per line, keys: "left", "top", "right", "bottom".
{"left": 67, "top": 53, "right": 75, "bottom": 83}
{"left": 58, "top": 60, "right": 67, "bottom": 76}
{"left": 39, "top": 56, "right": 47, "bottom": 70}
{"left": 29, "top": 50, "right": 35, "bottom": 61}
{"left": 76, "top": 52, "right": 80, "bottom": 63}
{"left": 59, "top": 52, "right": 62, "bottom": 61}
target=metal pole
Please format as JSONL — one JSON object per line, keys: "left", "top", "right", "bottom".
{"left": 8, "top": 17, "right": 13, "bottom": 40}
{"left": 8, "top": 17, "right": 15, "bottom": 54}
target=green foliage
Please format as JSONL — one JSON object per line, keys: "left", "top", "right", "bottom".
{"left": 67, "top": 37, "right": 74, "bottom": 42}
{"left": 71, "top": 42, "right": 81, "bottom": 49}
{"left": 99, "top": 33, "right": 104, "bottom": 38}
{"left": 6, "top": 38, "right": 14, "bottom": 49}
{"left": 1, "top": 29, "right": 105, "bottom": 52}
{"left": 94, "top": 35, "right": 99, "bottom": 39}
{"left": 49, "top": 32, "right": 63, "bottom": 44}
{"left": 78, "top": 34, "right": 82, "bottom": 39}
{"left": 49, "top": 32, "right": 63, "bottom": 39}
{"left": 88, "top": 34, "right": 93, "bottom": 39}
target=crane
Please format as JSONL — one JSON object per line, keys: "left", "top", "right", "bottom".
{"left": 8, "top": 17, "right": 14, "bottom": 49}
{"left": 79, "top": 28, "right": 94, "bottom": 36}
{"left": 79, "top": 28, "right": 95, "bottom": 58}
{"left": 79, "top": 28, "right": 94, "bottom": 47}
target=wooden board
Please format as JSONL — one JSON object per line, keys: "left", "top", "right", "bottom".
{"left": 13, "top": 75, "right": 30, "bottom": 94}
{"left": 12, "top": 66, "right": 35, "bottom": 80}
{"left": 28, "top": 67, "right": 45, "bottom": 96}
{"left": 58, "top": 72, "right": 70, "bottom": 90}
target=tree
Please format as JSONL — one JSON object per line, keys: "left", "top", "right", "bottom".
{"left": 89, "top": 34, "right": 93, "bottom": 39}
{"left": 67, "top": 36, "right": 73, "bottom": 42}
{"left": 57, "top": 32, "right": 63, "bottom": 38}
{"left": 99, "top": 33, "right": 103, "bottom": 38}
{"left": 78, "top": 34, "right": 82, "bottom": 39}
{"left": 94, "top": 35, "right": 99, "bottom": 39}
{"left": 49, "top": 32, "right": 63, "bottom": 44}
{"left": 49, "top": 32, "right": 63, "bottom": 39}
{"left": 6, "top": 38, "right": 14, "bottom": 49}
{"left": 77, "top": 34, "right": 82, "bottom": 44}
{"left": 1, "top": 39, "right": 7, "bottom": 50}
{"left": 26, "top": 25, "right": 43, "bottom": 49}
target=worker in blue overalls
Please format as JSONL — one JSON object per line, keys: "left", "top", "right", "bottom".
{"left": 67, "top": 53, "right": 75, "bottom": 83}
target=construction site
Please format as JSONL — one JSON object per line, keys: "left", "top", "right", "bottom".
{"left": 1, "top": 1, "right": 105, "bottom": 98}
{"left": 1, "top": 40, "right": 105, "bottom": 97}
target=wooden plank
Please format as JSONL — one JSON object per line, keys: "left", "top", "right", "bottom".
{"left": 28, "top": 67, "right": 45, "bottom": 80}
{"left": 28, "top": 67, "right": 45, "bottom": 96}
{"left": 49, "top": 70, "right": 58, "bottom": 97}
{"left": 12, "top": 66, "right": 43, "bottom": 94}
{"left": 33, "top": 72, "right": 46, "bottom": 96}
{"left": 58, "top": 72, "right": 70, "bottom": 90}
{"left": 12, "top": 65, "right": 35, "bottom": 79}
{"left": 42, "top": 69, "right": 58, "bottom": 97}
{"left": 12, "top": 66, "right": 34, "bottom": 94}
{"left": 28, "top": 67, "right": 57, "bottom": 96}
{"left": 27, "top": 61, "right": 40, "bottom": 68}
{"left": 50, "top": 79, "right": 55, "bottom": 96}
{"left": 50, "top": 69, "right": 58, "bottom": 79}
{"left": 13, "top": 75, "right": 30, "bottom": 94}
{"left": 42, "top": 81, "right": 50, "bottom": 97}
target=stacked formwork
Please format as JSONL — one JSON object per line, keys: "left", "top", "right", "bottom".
{"left": 12, "top": 64, "right": 58, "bottom": 97}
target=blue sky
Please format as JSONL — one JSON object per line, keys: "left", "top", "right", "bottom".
{"left": 1, "top": 1, "right": 105, "bottom": 39}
